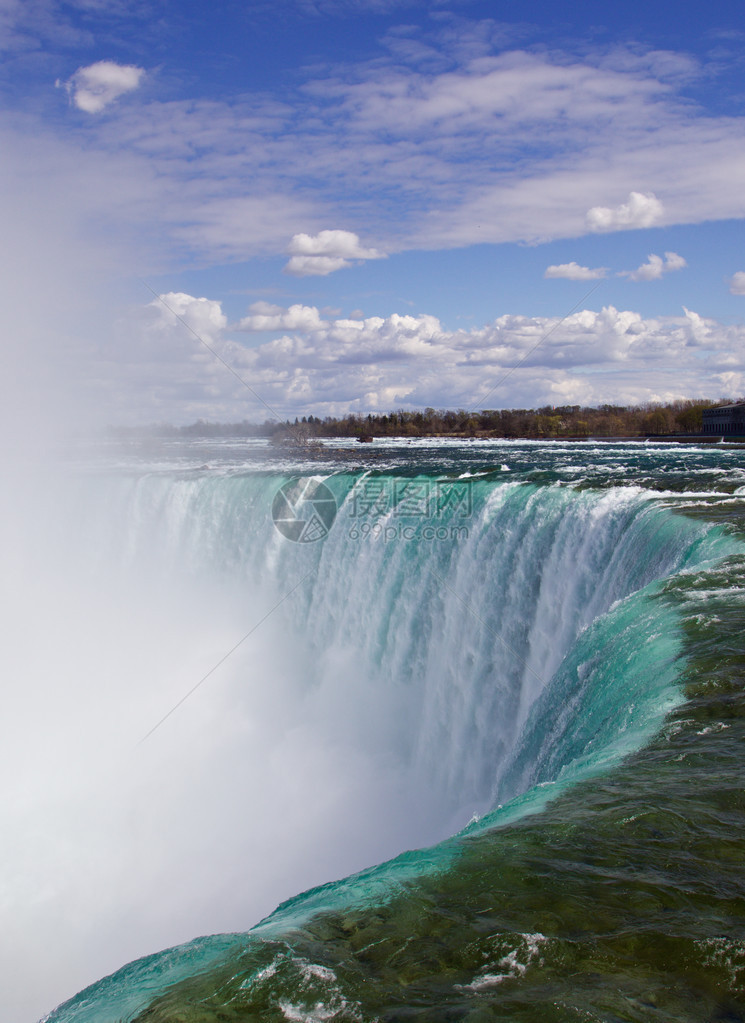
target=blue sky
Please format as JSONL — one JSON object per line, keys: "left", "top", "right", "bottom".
{"left": 2, "top": 0, "right": 745, "bottom": 424}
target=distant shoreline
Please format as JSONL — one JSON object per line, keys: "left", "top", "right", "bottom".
{"left": 284, "top": 433, "right": 745, "bottom": 448}
{"left": 108, "top": 399, "right": 744, "bottom": 444}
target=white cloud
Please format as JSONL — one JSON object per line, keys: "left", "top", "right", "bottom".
{"left": 284, "top": 230, "right": 386, "bottom": 276}
{"left": 235, "top": 302, "right": 327, "bottom": 331}
{"left": 288, "top": 230, "right": 383, "bottom": 258}
{"left": 319, "top": 51, "right": 670, "bottom": 136}
{"left": 230, "top": 304, "right": 743, "bottom": 415}
{"left": 729, "top": 271, "right": 745, "bottom": 295}
{"left": 150, "top": 292, "right": 227, "bottom": 336}
{"left": 284, "top": 255, "right": 353, "bottom": 276}
{"left": 544, "top": 262, "right": 607, "bottom": 281}
{"left": 34, "top": 45, "right": 745, "bottom": 261}
{"left": 62, "top": 60, "right": 145, "bottom": 113}
{"left": 586, "top": 191, "right": 664, "bottom": 232}
{"left": 171, "top": 195, "right": 321, "bottom": 265}
{"left": 109, "top": 297, "right": 745, "bottom": 424}
{"left": 621, "top": 251, "right": 687, "bottom": 282}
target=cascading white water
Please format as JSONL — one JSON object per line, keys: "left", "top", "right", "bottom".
{"left": 2, "top": 464, "right": 734, "bottom": 1023}
{"left": 66, "top": 468, "right": 722, "bottom": 832}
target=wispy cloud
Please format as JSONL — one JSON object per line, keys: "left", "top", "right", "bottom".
{"left": 284, "top": 0, "right": 420, "bottom": 13}
{"left": 60, "top": 60, "right": 145, "bottom": 113}
{"left": 544, "top": 262, "right": 607, "bottom": 281}
{"left": 37, "top": 41, "right": 745, "bottom": 263}
{"left": 620, "top": 251, "right": 687, "bottom": 282}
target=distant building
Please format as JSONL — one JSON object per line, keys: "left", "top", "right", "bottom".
{"left": 702, "top": 402, "right": 745, "bottom": 435}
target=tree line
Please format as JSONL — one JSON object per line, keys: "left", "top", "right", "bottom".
{"left": 113, "top": 398, "right": 734, "bottom": 441}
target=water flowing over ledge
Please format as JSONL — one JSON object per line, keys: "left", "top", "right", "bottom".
{"left": 31, "top": 441, "right": 745, "bottom": 1022}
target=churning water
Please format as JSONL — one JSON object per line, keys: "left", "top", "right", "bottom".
{"left": 9, "top": 438, "right": 745, "bottom": 1023}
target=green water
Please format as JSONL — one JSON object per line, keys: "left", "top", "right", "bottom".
{"left": 134, "top": 557, "right": 745, "bottom": 1021}
{"left": 42, "top": 440, "right": 745, "bottom": 1023}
